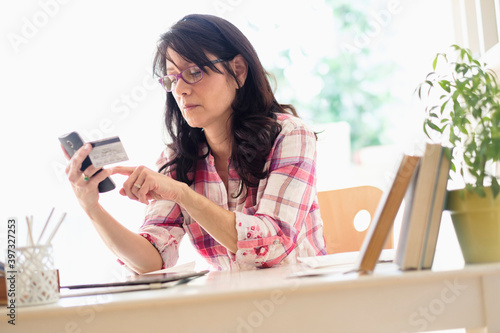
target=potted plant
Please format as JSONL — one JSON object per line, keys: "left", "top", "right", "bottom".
{"left": 418, "top": 44, "right": 500, "bottom": 263}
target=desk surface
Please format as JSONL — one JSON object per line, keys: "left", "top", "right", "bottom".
{"left": 2, "top": 261, "right": 500, "bottom": 333}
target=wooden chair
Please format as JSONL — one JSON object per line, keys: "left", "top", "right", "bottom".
{"left": 317, "top": 185, "right": 393, "bottom": 254}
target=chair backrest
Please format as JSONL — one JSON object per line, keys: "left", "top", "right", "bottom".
{"left": 317, "top": 186, "right": 393, "bottom": 254}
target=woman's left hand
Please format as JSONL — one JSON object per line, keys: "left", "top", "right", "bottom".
{"left": 111, "top": 166, "right": 184, "bottom": 205}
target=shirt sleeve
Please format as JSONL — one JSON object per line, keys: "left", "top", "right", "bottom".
{"left": 138, "top": 200, "right": 185, "bottom": 269}
{"left": 231, "top": 119, "right": 320, "bottom": 268}
{"left": 137, "top": 146, "right": 185, "bottom": 270}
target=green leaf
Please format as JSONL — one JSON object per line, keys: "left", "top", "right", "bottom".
{"left": 433, "top": 55, "right": 438, "bottom": 71}
{"left": 449, "top": 129, "right": 458, "bottom": 145}
{"left": 440, "top": 124, "right": 449, "bottom": 135}
{"left": 440, "top": 100, "right": 449, "bottom": 114}
{"left": 423, "top": 122, "right": 431, "bottom": 139}
{"left": 427, "top": 105, "right": 439, "bottom": 113}
{"left": 492, "top": 177, "right": 500, "bottom": 198}
{"left": 467, "top": 140, "right": 477, "bottom": 152}
{"left": 426, "top": 72, "right": 436, "bottom": 80}
{"left": 475, "top": 186, "right": 486, "bottom": 197}
{"left": 466, "top": 51, "right": 473, "bottom": 63}
{"left": 427, "top": 121, "right": 443, "bottom": 133}
{"left": 438, "top": 80, "right": 451, "bottom": 93}
{"left": 458, "top": 123, "right": 468, "bottom": 134}
{"left": 463, "top": 154, "right": 472, "bottom": 166}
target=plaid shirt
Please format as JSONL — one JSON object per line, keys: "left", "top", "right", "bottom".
{"left": 139, "top": 114, "right": 326, "bottom": 270}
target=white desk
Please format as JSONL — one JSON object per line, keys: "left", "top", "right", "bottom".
{"left": 2, "top": 262, "right": 500, "bottom": 333}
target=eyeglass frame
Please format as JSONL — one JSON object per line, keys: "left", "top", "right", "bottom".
{"left": 158, "top": 58, "right": 228, "bottom": 92}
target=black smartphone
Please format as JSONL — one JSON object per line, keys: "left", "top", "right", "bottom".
{"left": 59, "top": 131, "right": 116, "bottom": 193}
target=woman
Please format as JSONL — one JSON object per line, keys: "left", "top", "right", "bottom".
{"left": 65, "top": 14, "right": 326, "bottom": 273}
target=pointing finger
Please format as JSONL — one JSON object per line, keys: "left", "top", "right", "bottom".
{"left": 111, "top": 166, "right": 136, "bottom": 176}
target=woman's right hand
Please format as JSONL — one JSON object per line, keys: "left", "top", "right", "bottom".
{"left": 63, "top": 143, "right": 112, "bottom": 213}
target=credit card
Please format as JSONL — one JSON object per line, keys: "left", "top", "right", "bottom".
{"left": 88, "top": 136, "right": 129, "bottom": 168}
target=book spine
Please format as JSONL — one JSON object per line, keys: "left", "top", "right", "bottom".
{"left": 420, "top": 147, "right": 452, "bottom": 269}
{"left": 394, "top": 162, "right": 420, "bottom": 268}
{"left": 395, "top": 143, "right": 444, "bottom": 270}
{"left": 356, "top": 154, "right": 420, "bottom": 273}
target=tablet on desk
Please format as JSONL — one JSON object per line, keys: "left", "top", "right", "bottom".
{"left": 59, "top": 270, "right": 209, "bottom": 297}
{"left": 61, "top": 270, "right": 209, "bottom": 289}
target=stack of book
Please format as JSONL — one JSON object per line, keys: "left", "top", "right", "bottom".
{"left": 355, "top": 143, "right": 452, "bottom": 273}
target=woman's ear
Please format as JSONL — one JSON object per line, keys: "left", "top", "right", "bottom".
{"left": 232, "top": 54, "right": 248, "bottom": 88}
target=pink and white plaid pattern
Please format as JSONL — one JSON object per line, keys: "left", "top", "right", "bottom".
{"left": 139, "top": 114, "right": 327, "bottom": 270}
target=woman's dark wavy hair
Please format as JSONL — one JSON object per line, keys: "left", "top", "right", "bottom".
{"left": 153, "top": 14, "right": 297, "bottom": 198}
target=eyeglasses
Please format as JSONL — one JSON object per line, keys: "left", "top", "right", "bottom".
{"left": 158, "top": 59, "right": 227, "bottom": 92}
